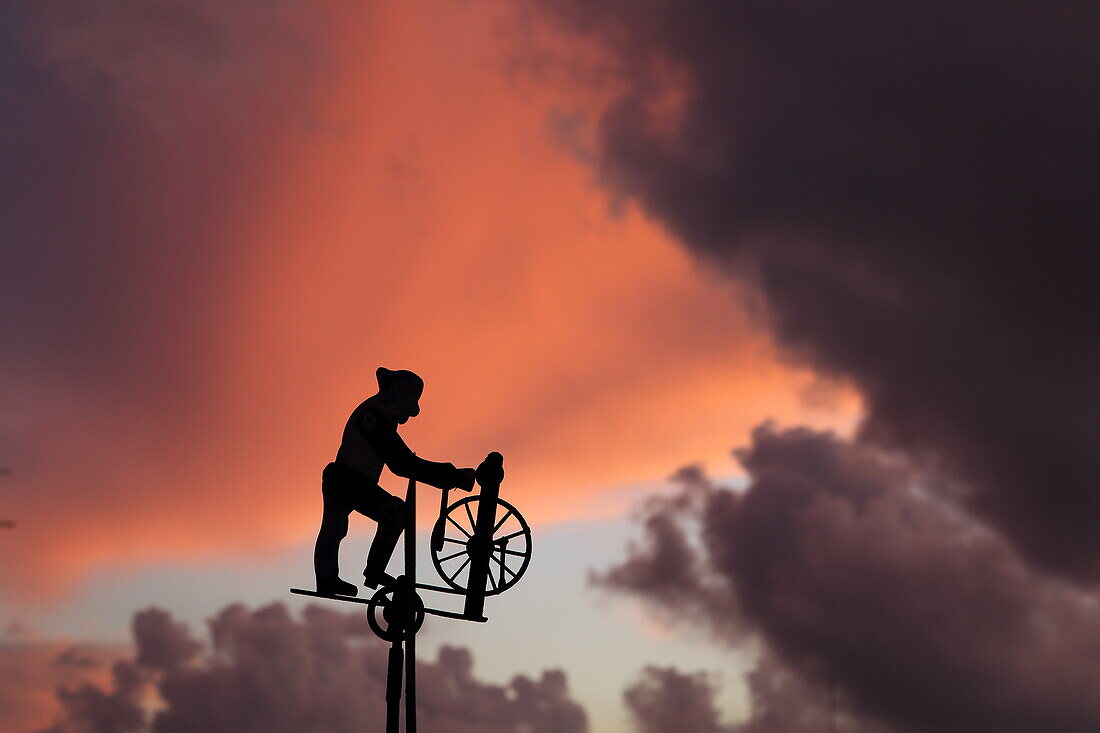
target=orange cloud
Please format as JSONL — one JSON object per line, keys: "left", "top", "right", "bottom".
{"left": 0, "top": 0, "right": 858, "bottom": 600}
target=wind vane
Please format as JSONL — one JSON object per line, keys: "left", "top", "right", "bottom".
{"left": 292, "top": 451, "right": 532, "bottom": 732}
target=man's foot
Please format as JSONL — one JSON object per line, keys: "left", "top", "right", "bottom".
{"left": 317, "top": 577, "right": 358, "bottom": 597}
{"left": 363, "top": 569, "right": 397, "bottom": 590}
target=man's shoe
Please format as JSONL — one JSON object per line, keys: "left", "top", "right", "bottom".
{"left": 317, "top": 577, "right": 358, "bottom": 597}
{"left": 363, "top": 569, "right": 396, "bottom": 590}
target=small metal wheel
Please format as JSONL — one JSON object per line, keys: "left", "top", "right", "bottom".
{"left": 430, "top": 496, "right": 531, "bottom": 596}
{"left": 366, "top": 582, "right": 425, "bottom": 642}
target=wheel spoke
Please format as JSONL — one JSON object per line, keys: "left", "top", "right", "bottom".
{"left": 464, "top": 501, "right": 476, "bottom": 529}
{"left": 447, "top": 557, "right": 471, "bottom": 583}
{"left": 442, "top": 537, "right": 466, "bottom": 545}
{"left": 437, "top": 549, "right": 467, "bottom": 563}
{"left": 493, "top": 509, "right": 513, "bottom": 534}
{"left": 492, "top": 552, "right": 517, "bottom": 583}
{"left": 498, "top": 529, "right": 526, "bottom": 542}
{"left": 487, "top": 567, "right": 498, "bottom": 592}
{"left": 498, "top": 548, "right": 526, "bottom": 558}
{"left": 447, "top": 515, "right": 472, "bottom": 538}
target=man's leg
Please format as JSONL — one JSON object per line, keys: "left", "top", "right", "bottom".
{"left": 357, "top": 486, "right": 405, "bottom": 588}
{"left": 314, "top": 464, "right": 358, "bottom": 596}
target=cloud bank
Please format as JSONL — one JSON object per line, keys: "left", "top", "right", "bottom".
{"left": 531, "top": 0, "right": 1100, "bottom": 580}
{"left": 598, "top": 427, "right": 1100, "bottom": 731}
{"left": 526, "top": 4, "right": 1100, "bottom": 724}
{"left": 30, "top": 603, "right": 587, "bottom": 733}
{"left": 623, "top": 666, "right": 728, "bottom": 733}
{"left": 0, "top": 634, "right": 122, "bottom": 733}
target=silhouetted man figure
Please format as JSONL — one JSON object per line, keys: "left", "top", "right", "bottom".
{"left": 315, "top": 368, "right": 475, "bottom": 597}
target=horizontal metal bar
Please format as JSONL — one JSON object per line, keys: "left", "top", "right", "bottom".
{"left": 424, "top": 607, "right": 487, "bottom": 622}
{"left": 291, "top": 585, "right": 471, "bottom": 608}
{"left": 414, "top": 582, "right": 465, "bottom": 595}
{"left": 290, "top": 588, "right": 373, "bottom": 606}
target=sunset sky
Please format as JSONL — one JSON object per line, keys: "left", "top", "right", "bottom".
{"left": 3, "top": 2, "right": 1099, "bottom": 732}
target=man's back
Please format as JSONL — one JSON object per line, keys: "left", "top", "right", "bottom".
{"left": 335, "top": 396, "right": 389, "bottom": 483}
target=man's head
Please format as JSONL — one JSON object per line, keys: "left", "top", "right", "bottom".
{"left": 375, "top": 367, "right": 424, "bottom": 424}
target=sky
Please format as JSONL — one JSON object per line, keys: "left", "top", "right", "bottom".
{"left": 2, "top": 1, "right": 1098, "bottom": 732}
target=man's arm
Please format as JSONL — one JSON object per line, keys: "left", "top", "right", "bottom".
{"left": 373, "top": 424, "right": 470, "bottom": 490}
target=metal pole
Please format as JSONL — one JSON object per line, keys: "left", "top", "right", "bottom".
{"left": 404, "top": 475, "right": 417, "bottom": 733}
{"left": 463, "top": 452, "right": 503, "bottom": 621}
{"left": 385, "top": 640, "right": 403, "bottom": 733}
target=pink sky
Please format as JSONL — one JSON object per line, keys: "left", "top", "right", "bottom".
{"left": 0, "top": 0, "right": 857, "bottom": 600}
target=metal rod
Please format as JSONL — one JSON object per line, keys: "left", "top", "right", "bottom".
{"left": 414, "top": 582, "right": 465, "bottom": 595}
{"left": 438, "top": 487, "right": 450, "bottom": 527}
{"left": 447, "top": 515, "right": 472, "bottom": 537}
{"left": 448, "top": 557, "right": 472, "bottom": 583}
{"left": 463, "top": 453, "right": 503, "bottom": 620}
{"left": 386, "top": 641, "right": 403, "bottom": 733}
{"left": 492, "top": 509, "right": 513, "bottom": 533}
{"left": 404, "top": 475, "right": 417, "bottom": 733}
{"left": 436, "top": 549, "right": 466, "bottom": 563}
{"left": 424, "top": 607, "right": 488, "bottom": 621}
{"left": 290, "top": 588, "right": 374, "bottom": 605}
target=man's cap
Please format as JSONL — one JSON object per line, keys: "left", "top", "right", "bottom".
{"left": 376, "top": 367, "right": 424, "bottom": 416}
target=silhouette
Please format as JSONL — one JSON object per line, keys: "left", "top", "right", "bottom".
{"left": 314, "top": 368, "right": 477, "bottom": 597}
{"left": 293, "top": 376, "right": 533, "bottom": 732}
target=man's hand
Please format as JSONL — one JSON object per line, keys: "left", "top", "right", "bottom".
{"left": 454, "top": 467, "right": 477, "bottom": 492}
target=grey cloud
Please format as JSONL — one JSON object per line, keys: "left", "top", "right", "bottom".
{"left": 37, "top": 659, "right": 148, "bottom": 733}
{"left": 624, "top": 666, "right": 728, "bottom": 733}
{"left": 621, "top": 657, "right": 857, "bottom": 733}
{"left": 34, "top": 602, "right": 588, "bottom": 733}
{"left": 132, "top": 608, "right": 201, "bottom": 672}
{"left": 530, "top": 0, "right": 1100, "bottom": 581}
{"left": 532, "top": 5, "right": 1100, "bottom": 726}
{"left": 0, "top": 640, "right": 122, "bottom": 732}
{"left": 599, "top": 426, "right": 1100, "bottom": 731}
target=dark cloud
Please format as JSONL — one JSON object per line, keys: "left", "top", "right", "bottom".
{"left": 533, "top": 5, "right": 1100, "bottom": 726}
{"left": 0, "top": 640, "right": 123, "bottom": 733}
{"left": 623, "top": 666, "right": 727, "bottom": 733}
{"left": 39, "top": 659, "right": 149, "bottom": 733}
{"left": 621, "top": 658, "right": 854, "bottom": 733}
{"left": 52, "top": 647, "right": 109, "bottom": 671}
{"left": 596, "top": 466, "right": 732, "bottom": 629}
{"left": 34, "top": 603, "right": 588, "bottom": 733}
{"left": 598, "top": 426, "right": 1100, "bottom": 731}
{"left": 0, "top": 0, "right": 319, "bottom": 410}
{"left": 530, "top": 0, "right": 1100, "bottom": 580}
{"left": 735, "top": 651, "right": 866, "bottom": 733}
{"left": 132, "top": 608, "right": 200, "bottom": 672}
